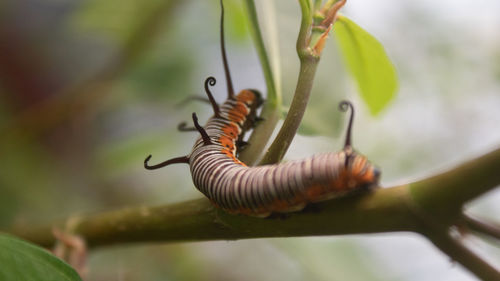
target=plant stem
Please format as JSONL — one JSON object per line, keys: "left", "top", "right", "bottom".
{"left": 7, "top": 147, "right": 500, "bottom": 250}
{"left": 259, "top": 57, "right": 319, "bottom": 164}
{"left": 463, "top": 214, "right": 500, "bottom": 240}
{"left": 8, "top": 185, "right": 417, "bottom": 248}
{"left": 423, "top": 227, "right": 500, "bottom": 281}
{"left": 239, "top": 0, "right": 281, "bottom": 165}
{"left": 259, "top": 0, "right": 320, "bottom": 164}
{"left": 410, "top": 147, "right": 500, "bottom": 222}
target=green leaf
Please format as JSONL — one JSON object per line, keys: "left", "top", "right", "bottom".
{"left": 334, "top": 15, "right": 398, "bottom": 115}
{"left": 0, "top": 234, "right": 82, "bottom": 281}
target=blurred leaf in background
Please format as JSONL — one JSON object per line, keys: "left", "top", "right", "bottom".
{"left": 0, "top": 234, "right": 82, "bottom": 281}
{"left": 335, "top": 15, "right": 398, "bottom": 116}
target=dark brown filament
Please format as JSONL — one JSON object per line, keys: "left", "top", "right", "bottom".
{"left": 192, "top": 112, "right": 212, "bottom": 145}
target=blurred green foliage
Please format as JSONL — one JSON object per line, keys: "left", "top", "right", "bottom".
{"left": 335, "top": 15, "right": 398, "bottom": 115}
{"left": 0, "top": 234, "right": 82, "bottom": 281}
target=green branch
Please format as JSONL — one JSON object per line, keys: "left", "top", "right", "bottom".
{"left": 7, "top": 185, "right": 415, "bottom": 248}
{"left": 410, "top": 146, "right": 500, "bottom": 221}
{"left": 7, "top": 147, "right": 500, "bottom": 248}
{"left": 6, "top": 148, "right": 500, "bottom": 280}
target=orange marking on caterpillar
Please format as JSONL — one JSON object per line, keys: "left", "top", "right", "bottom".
{"left": 360, "top": 168, "right": 375, "bottom": 184}
{"left": 236, "top": 90, "right": 257, "bottom": 104}
{"left": 304, "top": 184, "right": 327, "bottom": 200}
{"left": 218, "top": 135, "right": 235, "bottom": 151}
{"left": 221, "top": 123, "right": 239, "bottom": 138}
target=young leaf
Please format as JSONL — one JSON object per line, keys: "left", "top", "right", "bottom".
{"left": 334, "top": 15, "right": 398, "bottom": 115}
{"left": 0, "top": 234, "right": 82, "bottom": 281}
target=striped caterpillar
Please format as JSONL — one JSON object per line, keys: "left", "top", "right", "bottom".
{"left": 144, "top": 1, "right": 380, "bottom": 217}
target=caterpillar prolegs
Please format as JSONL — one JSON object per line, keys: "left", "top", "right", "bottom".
{"left": 144, "top": 1, "right": 380, "bottom": 217}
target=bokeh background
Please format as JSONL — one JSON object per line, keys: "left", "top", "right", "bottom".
{"left": 1, "top": 0, "right": 499, "bottom": 280}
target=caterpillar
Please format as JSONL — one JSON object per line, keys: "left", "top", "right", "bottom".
{"left": 144, "top": 0, "right": 380, "bottom": 217}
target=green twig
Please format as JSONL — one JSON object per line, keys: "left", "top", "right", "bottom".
{"left": 259, "top": 0, "right": 319, "bottom": 165}
{"left": 423, "top": 227, "right": 500, "bottom": 281}
{"left": 238, "top": 0, "right": 281, "bottom": 165}
{"left": 463, "top": 214, "right": 500, "bottom": 240}
{"left": 259, "top": 58, "right": 319, "bottom": 165}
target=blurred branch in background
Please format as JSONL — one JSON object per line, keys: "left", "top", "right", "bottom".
{"left": 7, "top": 146, "right": 500, "bottom": 280}
{"left": 0, "top": 0, "right": 180, "bottom": 141}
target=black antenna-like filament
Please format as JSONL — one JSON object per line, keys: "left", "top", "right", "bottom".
{"left": 176, "top": 95, "right": 211, "bottom": 107}
{"left": 339, "top": 100, "right": 354, "bottom": 149}
{"left": 220, "top": 0, "right": 234, "bottom": 99}
{"left": 177, "top": 121, "right": 196, "bottom": 132}
{"left": 144, "top": 155, "right": 189, "bottom": 170}
{"left": 192, "top": 112, "right": 212, "bottom": 145}
{"left": 204, "top": 76, "right": 220, "bottom": 117}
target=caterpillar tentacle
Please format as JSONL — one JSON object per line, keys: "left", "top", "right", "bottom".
{"left": 176, "top": 96, "right": 211, "bottom": 107}
{"left": 177, "top": 121, "right": 197, "bottom": 132}
{"left": 204, "top": 77, "right": 220, "bottom": 117}
{"left": 339, "top": 100, "right": 354, "bottom": 149}
{"left": 144, "top": 155, "right": 189, "bottom": 170}
{"left": 219, "top": 0, "right": 234, "bottom": 99}
{"left": 192, "top": 112, "right": 212, "bottom": 146}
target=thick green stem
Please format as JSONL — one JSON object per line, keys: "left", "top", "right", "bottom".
{"left": 259, "top": 57, "right": 319, "bottom": 164}
{"left": 258, "top": 0, "right": 318, "bottom": 165}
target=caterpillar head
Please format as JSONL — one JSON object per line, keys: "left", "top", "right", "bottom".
{"left": 343, "top": 150, "right": 381, "bottom": 190}
{"left": 235, "top": 89, "right": 263, "bottom": 108}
